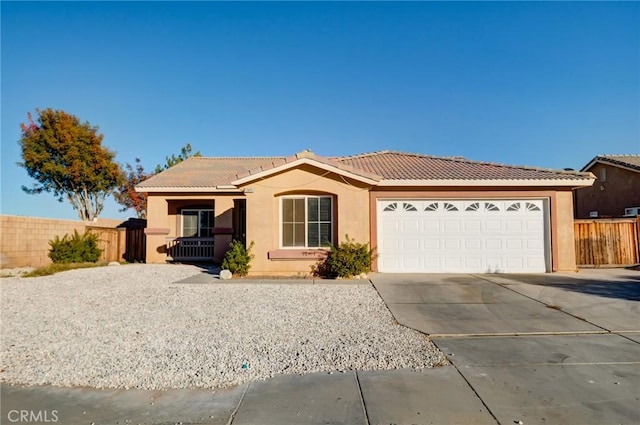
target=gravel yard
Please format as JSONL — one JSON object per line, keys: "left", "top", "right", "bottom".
{"left": 1, "top": 264, "right": 447, "bottom": 390}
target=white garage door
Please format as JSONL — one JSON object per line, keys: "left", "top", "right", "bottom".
{"left": 377, "top": 199, "right": 548, "bottom": 273}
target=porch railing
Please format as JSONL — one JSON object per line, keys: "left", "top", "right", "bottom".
{"left": 166, "top": 237, "right": 214, "bottom": 261}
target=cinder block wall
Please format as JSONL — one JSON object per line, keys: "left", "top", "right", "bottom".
{"left": 0, "top": 215, "right": 124, "bottom": 269}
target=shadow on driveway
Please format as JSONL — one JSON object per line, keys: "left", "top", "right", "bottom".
{"left": 493, "top": 272, "right": 640, "bottom": 302}
{"left": 370, "top": 273, "right": 604, "bottom": 336}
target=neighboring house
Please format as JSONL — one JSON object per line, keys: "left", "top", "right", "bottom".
{"left": 136, "top": 150, "right": 594, "bottom": 274}
{"left": 574, "top": 155, "right": 640, "bottom": 219}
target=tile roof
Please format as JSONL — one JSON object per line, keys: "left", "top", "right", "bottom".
{"left": 136, "top": 156, "right": 284, "bottom": 189}
{"left": 232, "top": 150, "right": 382, "bottom": 183}
{"left": 137, "top": 149, "right": 593, "bottom": 190}
{"left": 334, "top": 151, "right": 592, "bottom": 181}
{"left": 581, "top": 154, "right": 640, "bottom": 172}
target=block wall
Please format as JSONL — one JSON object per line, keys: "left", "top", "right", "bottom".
{"left": 1, "top": 215, "right": 124, "bottom": 269}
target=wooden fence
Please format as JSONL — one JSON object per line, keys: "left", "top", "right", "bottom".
{"left": 574, "top": 217, "right": 640, "bottom": 266}
{"left": 124, "top": 227, "right": 146, "bottom": 263}
{"left": 88, "top": 219, "right": 147, "bottom": 264}
{"left": 87, "top": 226, "right": 122, "bottom": 263}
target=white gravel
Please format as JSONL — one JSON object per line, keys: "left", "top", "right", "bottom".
{"left": 1, "top": 264, "right": 447, "bottom": 390}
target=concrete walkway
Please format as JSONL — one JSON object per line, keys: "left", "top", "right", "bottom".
{"left": 371, "top": 270, "right": 640, "bottom": 425}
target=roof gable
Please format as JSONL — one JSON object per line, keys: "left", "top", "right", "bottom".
{"left": 581, "top": 155, "right": 640, "bottom": 173}
{"left": 231, "top": 150, "right": 381, "bottom": 185}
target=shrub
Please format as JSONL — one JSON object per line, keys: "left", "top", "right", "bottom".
{"left": 221, "top": 240, "right": 255, "bottom": 277}
{"left": 48, "top": 230, "right": 102, "bottom": 264}
{"left": 310, "top": 255, "right": 333, "bottom": 278}
{"left": 314, "top": 235, "right": 376, "bottom": 279}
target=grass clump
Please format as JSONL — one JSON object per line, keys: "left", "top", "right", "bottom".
{"left": 24, "top": 261, "right": 110, "bottom": 277}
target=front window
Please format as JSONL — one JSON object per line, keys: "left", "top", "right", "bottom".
{"left": 281, "top": 196, "right": 332, "bottom": 248}
{"left": 182, "top": 209, "right": 214, "bottom": 237}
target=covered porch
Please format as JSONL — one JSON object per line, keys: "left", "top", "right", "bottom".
{"left": 145, "top": 195, "right": 246, "bottom": 264}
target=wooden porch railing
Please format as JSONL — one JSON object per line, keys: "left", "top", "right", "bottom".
{"left": 166, "top": 237, "right": 214, "bottom": 261}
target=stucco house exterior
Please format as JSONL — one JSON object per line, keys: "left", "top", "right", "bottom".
{"left": 574, "top": 155, "right": 640, "bottom": 219}
{"left": 136, "top": 150, "right": 594, "bottom": 275}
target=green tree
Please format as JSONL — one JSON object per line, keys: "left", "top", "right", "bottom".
{"left": 19, "top": 108, "right": 122, "bottom": 221}
{"left": 153, "top": 143, "right": 201, "bottom": 174}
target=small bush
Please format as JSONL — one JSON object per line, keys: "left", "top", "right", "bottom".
{"left": 48, "top": 230, "right": 102, "bottom": 264}
{"left": 314, "top": 235, "right": 376, "bottom": 279}
{"left": 310, "top": 255, "right": 333, "bottom": 278}
{"left": 221, "top": 240, "right": 255, "bottom": 277}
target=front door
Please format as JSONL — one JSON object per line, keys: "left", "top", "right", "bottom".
{"left": 233, "top": 199, "right": 247, "bottom": 245}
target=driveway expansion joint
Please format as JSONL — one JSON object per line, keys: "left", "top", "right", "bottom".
{"left": 353, "top": 371, "right": 371, "bottom": 425}
{"left": 226, "top": 382, "right": 250, "bottom": 425}
{"left": 449, "top": 362, "right": 500, "bottom": 425}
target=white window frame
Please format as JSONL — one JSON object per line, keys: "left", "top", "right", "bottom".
{"left": 181, "top": 208, "right": 214, "bottom": 238}
{"left": 279, "top": 195, "right": 333, "bottom": 248}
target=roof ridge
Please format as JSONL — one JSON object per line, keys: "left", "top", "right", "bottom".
{"left": 333, "top": 150, "right": 391, "bottom": 159}
{"left": 189, "top": 155, "right": 286, "bottom": 160}
{"left": 596, "top": 154, "right": 640, "bottom": 157}
{"left": 333, "top": 150, "right": 467, "bottom": 161}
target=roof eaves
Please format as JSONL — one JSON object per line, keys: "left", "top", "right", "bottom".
{"left": 135, "top": 186, "right": 243, "bottom": 193}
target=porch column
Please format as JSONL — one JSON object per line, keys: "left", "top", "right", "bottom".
{"left": 213, "top": 197, "right": 235, "bottom": 263}
{"left": 145, "top": 196, "right": 170, "bottom": 263}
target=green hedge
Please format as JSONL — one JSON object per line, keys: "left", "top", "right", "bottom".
{"left": 48, "top": 230, "right": 102, "bottom": 264}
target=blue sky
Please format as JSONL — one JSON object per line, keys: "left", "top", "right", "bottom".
{"left": 2, "top": 1, "right": 639, "bottom": 221}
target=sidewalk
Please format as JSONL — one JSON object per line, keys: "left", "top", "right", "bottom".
{"left": 1, "top": 367, "right": 496, "bottom": 425}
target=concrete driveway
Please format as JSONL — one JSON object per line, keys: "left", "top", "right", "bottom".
{"left": 371, "top": 269, "right": 640, "bottom": 425}
{"left": 370, "top": 270, "right": 639, "bottom": 336}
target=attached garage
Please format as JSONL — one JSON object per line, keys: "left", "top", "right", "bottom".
{"left": 377, "top": 199, "right": 549, "bottom": 273}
